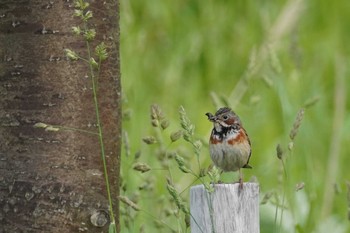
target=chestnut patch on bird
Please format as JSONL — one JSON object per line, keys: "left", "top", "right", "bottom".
{"left": 227, "top": 130, "right": 246, "bottom": 145}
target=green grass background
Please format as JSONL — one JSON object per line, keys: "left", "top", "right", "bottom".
{"left": 120, "top": 0, "right": 350, "bottom": 232}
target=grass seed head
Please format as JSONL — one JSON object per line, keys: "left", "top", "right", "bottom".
{"left": 289, "top": 108, "right": 305, "bottom": 140}
{"left": 276, "top": 144, "right": 283, "bottom": 160}
{"left": 170, "top": 130, "right": 183, "bottom": 142}
{"left": 133, "top": 163, "right": 151, "bottom": 173}
{"left": 142, "top": 136, "right": 157, "bottom": 144}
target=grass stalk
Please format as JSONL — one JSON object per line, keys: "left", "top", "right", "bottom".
{"left": 227, "top": 0, "right": 305, "bottom": 108}
{"left": 320, "top": 56, "right": 346, "bottom": 219}
{"left": 85, "top": 29, "right": 116, "bottom": 225}
{"left": 52, "top": 125, "right": 98, "bottom": 135}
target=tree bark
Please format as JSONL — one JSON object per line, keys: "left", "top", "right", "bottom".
{"left": 0, "top": 1, "right": 120, "bottom": 232}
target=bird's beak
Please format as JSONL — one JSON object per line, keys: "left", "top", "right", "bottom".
{"left": 205, "top": 112, "right": 216, "bottom": 122}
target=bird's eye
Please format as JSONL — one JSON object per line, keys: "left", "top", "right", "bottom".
{"left": 222, "top": 115, "right": 229, "bottom": 120}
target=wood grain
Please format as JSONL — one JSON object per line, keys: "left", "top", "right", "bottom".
{"left": 190, "top": 183, "right": 259, "bottom": 233}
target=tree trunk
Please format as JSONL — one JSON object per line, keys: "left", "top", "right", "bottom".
{"left": 0, "top": 1, "right": 120, "bottom": 232}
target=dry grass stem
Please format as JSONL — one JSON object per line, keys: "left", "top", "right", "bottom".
{"left": 118, "top": 195, "right": 141, "bottom": 211}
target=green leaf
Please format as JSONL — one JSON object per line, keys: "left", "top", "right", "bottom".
{"left": 109, "top": 222, "right": 117, "bottom": 233}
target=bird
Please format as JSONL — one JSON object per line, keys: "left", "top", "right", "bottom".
{"left": 206, "top": 107, "right": 252, "bottom": 189}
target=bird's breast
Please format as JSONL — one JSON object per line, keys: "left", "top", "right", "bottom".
{"left": 209, "top": 129, "right": 250, "bottom": 172}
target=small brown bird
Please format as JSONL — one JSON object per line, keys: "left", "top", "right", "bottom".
{"left": 206, "top": 107, "right": 252, "bottom": 189}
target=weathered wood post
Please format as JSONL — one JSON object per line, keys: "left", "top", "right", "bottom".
{"left": 190, "top": 183, "right": 259, "bottom": 233}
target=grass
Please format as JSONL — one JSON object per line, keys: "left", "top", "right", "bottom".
{"left": 120, "top": 0, "right": 350, "bottom": 232}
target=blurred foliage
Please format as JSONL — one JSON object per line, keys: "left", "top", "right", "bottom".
{"left": 120, "top": 0, "right": 350, "bottom": 232}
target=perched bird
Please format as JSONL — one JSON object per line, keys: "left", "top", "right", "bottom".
{"left": 206, "top": 107, "right": 252, "bottom": 189}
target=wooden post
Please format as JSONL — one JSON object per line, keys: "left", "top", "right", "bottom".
{"left": 190, "top": 183, "right": 259, "bottom": 233}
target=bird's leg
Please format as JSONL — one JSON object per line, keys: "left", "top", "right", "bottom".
{"left": 218, "top": 169, "right": 224, "bottom": 184}
{"left": 238, "top": 169, "right": 243, "bottom": 190}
